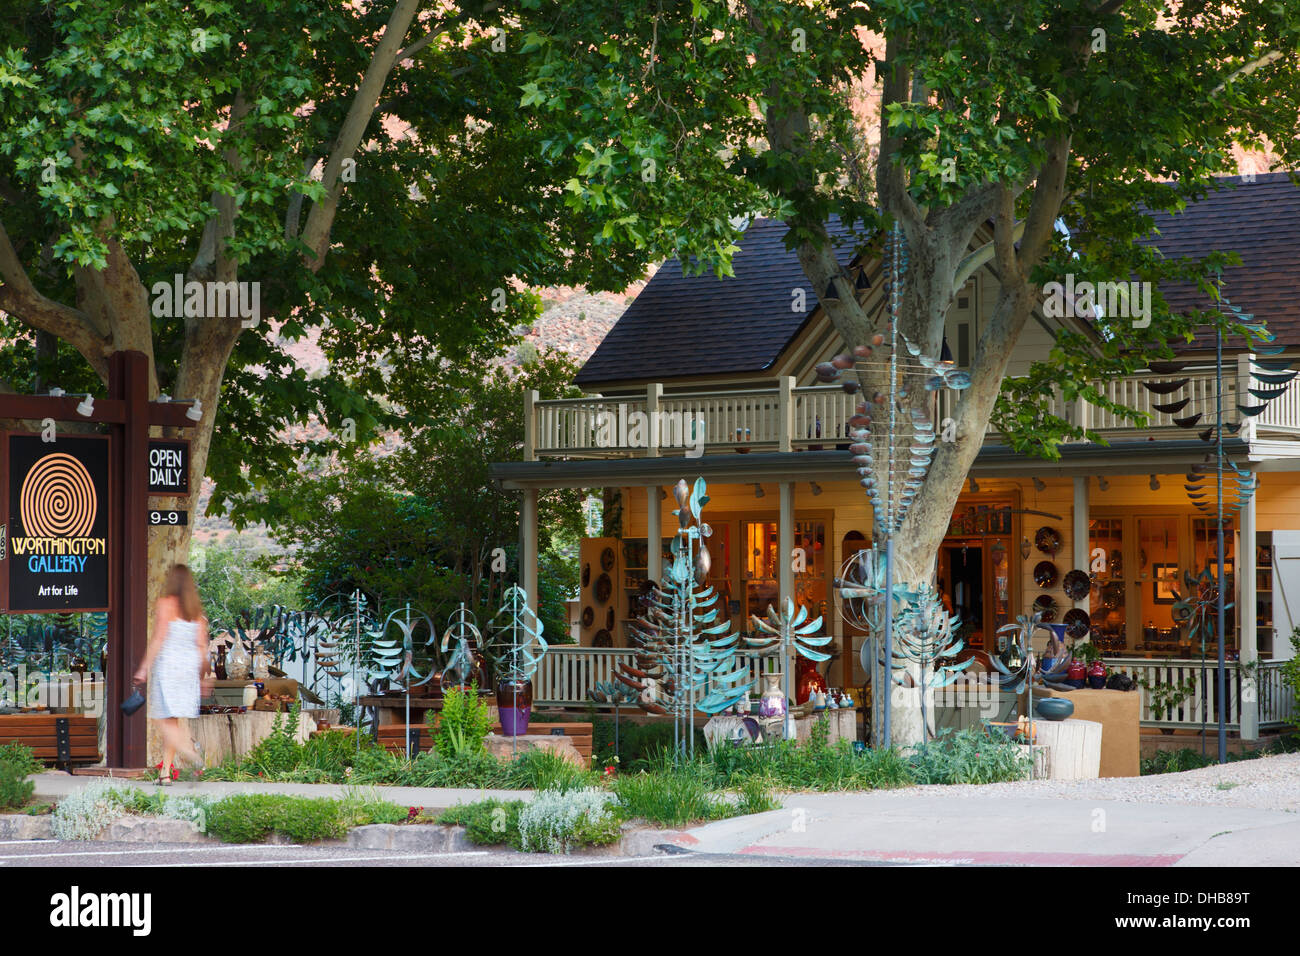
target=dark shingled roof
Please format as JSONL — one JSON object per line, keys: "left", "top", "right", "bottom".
{"left": 573, "top": 217, "right": 860, "bottom": 387}
{"left": 1144, "top": 172, "right": 1300, "bottom": 348}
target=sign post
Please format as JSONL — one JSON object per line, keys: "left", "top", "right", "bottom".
{"left": 0, "top": 351, "right": 200, "bottom": 768}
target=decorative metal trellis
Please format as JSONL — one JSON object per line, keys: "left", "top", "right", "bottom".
{"left": 486, "top": 585, "right": 548, "bottom": 754}
{"left": 1138, "top": 283, "right": 1291, "bottom": 761}
{"left": 615, "top": 478, "right": 754, "bottom": 759}
{"left": 817, "top": 222, "right": 971, "bottom": 746}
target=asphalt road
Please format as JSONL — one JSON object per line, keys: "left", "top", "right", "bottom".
{"left": 0, "top": 839, "right": 889, "bottom": 867}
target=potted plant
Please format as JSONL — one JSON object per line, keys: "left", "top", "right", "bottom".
{"left": 1136, "top": 675, "right": 1198, "bottom": 732}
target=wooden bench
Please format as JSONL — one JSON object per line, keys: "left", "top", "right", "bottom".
{"left": 0, "top": 714, "right": 100, "bottom": 768}
{"left": 376, "top": 722, "right": 593, "bottom": 761}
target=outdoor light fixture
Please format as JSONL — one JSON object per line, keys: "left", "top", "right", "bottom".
{"left": 1149, "top": 474, "right": 1160, "bottom": 491}
{"left": 810, "top": 482, "right": 823, "bottom": 496}
{"left": 157, "top": 393, "right": 172, "bottom": 403}
{"left": 659, "top": 488, "right": 667, "bottom": 500}
{"left": 753, "top": 483, "right": 765, "bottom": 498}
{"left": 1032, "top": 477, "right": 1046, "bottom": 492}
{"left": 1097, "top": 475, "right": 1110, "bottom": 491}
{"left": 47, "top": 387, "right": 65, "bottom": 397}
{"left": 968, "top": 477, "right": 980, "bottom": 493}
{"left": 75, "top": 395, "right": 94, "bottom": 417}
{"left": 822, "top": 280, "right": 840, "bottom": 302}
{"left": 185, "top": 399, "right": 203, "bottom": 422}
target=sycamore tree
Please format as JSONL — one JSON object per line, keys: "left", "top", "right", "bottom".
{"left": 521, "top": 1, "right": 1300, "bottom": 607}
{"left": 0, "top": 1, "right": 644, "bottom": 608}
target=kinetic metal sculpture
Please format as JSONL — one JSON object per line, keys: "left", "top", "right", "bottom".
{"left": 616, "top": 478, "right": 753, "bottom": 759}
{"left": 486, "top": 585, "right": 548, "bottom": 749}
{"left": 439, "top": 603, "right": 484, "bottom": 692}
{"left": 816, "top": 223, "right": 971, "bottom": 745}
{"left": 745, "top": 598, "right": 832, "bottom": 737}
{"left": 1138, "top": 285, "right": 1290, "bottom": 761}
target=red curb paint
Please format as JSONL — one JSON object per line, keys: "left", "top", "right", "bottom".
{"left": 667, "top": 832, "right": 699, "bottom": 846}
{"left": 738, "top": 845, "right": 1183, "bottom": 866}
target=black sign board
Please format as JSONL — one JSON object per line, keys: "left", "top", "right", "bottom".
{"left": 148, "top": 510, "right": 188, "bottom": 526}
{"left": 147, "top": 439, "right": 190, "bottom": 496}
{"left": 2, "top": 433, "right": 111, "bottom": 612}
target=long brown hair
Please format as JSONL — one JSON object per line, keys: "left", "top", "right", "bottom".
{"left": 164, "top": 564, "right": 203, "bottom": 622}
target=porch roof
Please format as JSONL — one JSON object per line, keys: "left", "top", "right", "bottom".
{"left": 490, "top": 439, "right": 1253, "bottom": 490}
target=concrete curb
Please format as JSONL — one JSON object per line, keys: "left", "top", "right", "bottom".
{"left": 0, "top": 813, "right": 54, "bottom": 840}
{"left": 347, "top": 823, "right": 473, "bottom": 852}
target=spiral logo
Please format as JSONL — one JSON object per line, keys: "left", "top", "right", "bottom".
{"left": 19, "top": 453, "right": 98, "bottom": 539}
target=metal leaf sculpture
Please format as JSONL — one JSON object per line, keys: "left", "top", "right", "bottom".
{"left": 815, "top": 223, "right": 972, "bottom": 745}
{"left": 993, "top": 611, "right": 1048, "bottom": 694}
{"left": 889, "top": 585, "right": 968, "bottom": 741}
{"left": 439, "top": 603, "right": 483, "bottom": 692}
{"left": 485, "top": 584, "right": 548, "bottom": 683}
{"left": 745, "top": 598, "right": 833, "bottom": 733}
{"left": 615, "top": 478, "right": 753, "bottom": 757}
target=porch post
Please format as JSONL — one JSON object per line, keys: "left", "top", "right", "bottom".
{"left": 645, "top": 383, "right": 662, "bottom": 458}
{"left": 1073, "top": 477, "right": 1089, "bottom": 610}
{"left": 1240, "top": 468, "right": 1259, "bottom": 740}
{"left": 521, "top": 488, "right": 539, "bottom": 623}
{"left": 779, "top": 481, "right": 795, "bottom": 685}
{"left": 646, "top": 485, "right": 662, "bottom": 585}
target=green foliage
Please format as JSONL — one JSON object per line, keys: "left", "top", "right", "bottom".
{"left": 1137, "top": 676, "right": 1199, "bottom": 721}
{"left": 202, "top": 791, "right": 405, "bottom": 843}
{"left": 707, "top": 737, "right": 914, "bottom": 792}
{"left": 517, "top": 788, "right": 621, "bottom": 854}
{"left": 1280, "top": 628, "right": 1300, "bottom": 716}
{"left": 432, "top": 683, "right": 493, "bottom": 758}
{"left": 0, "top": 743, "right": 42, "bottom": 780}
{"left": 438, "top": 799, "right": 526, "bottom": 850}
{"left": 505, "top": 749, "right": 598, "bottom": 792}
{"left": 0, "top": 762, "right": 34, "bottom": 810}
{"left": 613, "top": 756, "right": 738, "bottom": 827}
{"left": 190, "top": 537, "right": 302, "bottom": 621}
{"left": 244, "top": 702, "right": 304, "bottom": 775}
{"left": 51, "top": 781, "right": 132, "bottom": 840}
{"left": 592, "top": 718, "right": 708, "bottom": 770}
{"left": 907, "top": 728, "right": 1032, "bottom": 785}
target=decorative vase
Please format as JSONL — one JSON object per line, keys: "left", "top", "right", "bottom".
{"left": 759, "top": 675, "right": 787, "bottom": 718}
{"left": 796, "top": 657, "right": 827, "bottom": 705}
{"left": 496, "top": 676, "right": 533, "bottom": 736}
{"left": 1066, "top": 659, "right": 1086, "bottom": 689}
{"left": 1035, "top": 697, "right": 1074, "bottom": 721}
{"left": 1087, "top": 660, "right": 1107, "bottom": 689}
{"left": 251, "top": 644, "right": 270, "bottom": 681}
{"left": 226, "top": 640, "right": 251, "bottom": 680}
{"left": 213, "top": 646, "right": 227, "bottom": 681}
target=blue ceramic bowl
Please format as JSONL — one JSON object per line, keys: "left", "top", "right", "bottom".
{"left": 1035, "top": 697, "right": 1074, "bottom": 721}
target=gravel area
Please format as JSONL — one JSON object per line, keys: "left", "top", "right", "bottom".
{"left": 910, "top": 752, "right": 1300, "bottom": 811}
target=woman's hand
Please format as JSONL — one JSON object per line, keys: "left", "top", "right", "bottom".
{"left": 133, "top": 666, "right": 147, "bottom": 684}
{"left": 200, "top": 671, "right": 215, "bottom": 696}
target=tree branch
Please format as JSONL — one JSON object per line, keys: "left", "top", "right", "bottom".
{"left": 876, "top": 32, "right": 925, "bottom": 231}
{"left": 300, "top": 0, "right": 424, "bottom": 272}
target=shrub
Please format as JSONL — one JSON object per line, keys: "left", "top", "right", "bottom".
{"left": 349, "top": 746, "right": 404, "bottom": 785}
{"left": 0, "top": 743, "right": 42, "bottom": 779}
{"left": 52, "top": 781, "right": 131, "bottom": 841}
{"left": 245, "top": 703, "right": 305, "bottom": 775}
{"left": 431, "top": 682, "right": 493, "bottom": 758}
{"left": 299, "top": 729, "right": 373, "bottom": 777}
{"left": 613, "top": 759, "right": 734, "bottom": 827}
{"left": 413, "top": 749, "right": 509, "bottom": 789}
{"left": 908, "top": 727, "right": 1031, "bottom": 785}
{"left": 438, "top": 799, "right": 526, "bottom": 849}
{"left": 204, "top": 793, "right": 346, "bottom": 843}
{"left": 517, "top": 788, "right": 621, "bottom": 853}
{"left": 0, "top": 762, "right": 34, "bottom": 810}
{"left": 593, "top": 718, "right": 707, "bottom": 770}
{"left": 505, "top": 749, "right": 598, "bottom": 792}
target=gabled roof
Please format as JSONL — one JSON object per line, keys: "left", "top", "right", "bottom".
{"left": 1143, "top": 172, "right": 1300, "bottom": 346}
{"left": 573, "top": 217, "right": 860, "bottom": 387}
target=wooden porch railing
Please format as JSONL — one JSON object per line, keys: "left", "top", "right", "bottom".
{"left": 529, "top": 357, "right": 1296, "bottom": 459}
{"left": 534, "top": 647, "right": 772, "bottom": 707}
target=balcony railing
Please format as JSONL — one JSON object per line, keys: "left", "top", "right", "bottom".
{"left": 526, "top": 355, "right": 1298, "bottom": 460}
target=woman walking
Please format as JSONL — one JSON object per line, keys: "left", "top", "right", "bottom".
{"left": 134, "top": 564, "right": 212, "bottom": 783}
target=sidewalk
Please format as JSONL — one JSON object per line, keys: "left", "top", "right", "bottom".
{"left": 659, "top": 790, "right": 1300, "bottom": 866}
{"left": 30, "top": 772, "right": 534, "bottom": 810}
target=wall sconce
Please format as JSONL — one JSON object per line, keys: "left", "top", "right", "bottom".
{"left": 1096, "top": 475, "right": 1110, "bottom": 492}
{"left": 659, "top": 488, "right": 667, "bottom": 500}
{"left": 968, "top": 478, "right": 980, "bottom": 493}
{"left": 810, "top": 482, "right": 822, "bottom": 496}
{"left": 1032, "top": 477, "right": 1046, "bottom": 492}
{"left": 1149, "top": 474, "right": 1160, "bottom": 491}
{"left": 753, "top": 483, "right": 765, "bottom": 498}
{"left": 47, "top": 387, "right": 65, "bottom": 397}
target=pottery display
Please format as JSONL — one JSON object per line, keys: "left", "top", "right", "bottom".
{"left": 1035, "top": 697, "right": 1074, "bottom": 721}
{"left": 1087, "top": 660, "right": 1107, "bottom": 689}
{"left": 1034, "top": 526, "right": 1062, "bottom": 555}
{"left": 1062, "top": 569, "right": 1091, "bottom": 601}
{"left": 795, "top": 657, "right": 827, "bottom": 705}
{"left": 1066, "top": 659, "right": 1086, "bottom": 689}
{"left": 225, "top": 638, "right": 251, "bottom": 680}
{"left": 759, "top": 674, "right": 787, "bottom": 718}
{"left": 1033, "top": 560, "right": 1059, "bottom": 588}
{"left": 496, "top": 676, "right": 533, "bottom": 736}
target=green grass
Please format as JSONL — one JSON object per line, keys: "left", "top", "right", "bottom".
{"left": 201, "top": 791, "right": 409, "bottom": 843}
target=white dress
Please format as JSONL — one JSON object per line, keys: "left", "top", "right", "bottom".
{"left": 150, "top": 617, "right": 201, "bottom": 719}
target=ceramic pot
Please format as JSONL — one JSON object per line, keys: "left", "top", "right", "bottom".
{"left": 795, "top": 657, "right": 828, "bottom": 705}
{"left": 1087, "top": 660, "right": 1107, "bottom": 689}
{"left": 496, "top": 677, "right": 533, "bottom": 736}
{"left": 1035, "top": 697, "right": 1074, "bottom": 721}
{"left": 1066, "top": 659, "right": 1086, "bottom": 689}
{"left": 759, "top": 674, "right": 786, "bottom": 718}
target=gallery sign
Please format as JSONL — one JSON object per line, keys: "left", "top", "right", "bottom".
{"left": 147, "top": 439, "right": 190, "bottom": 496}
{"left": 1, "top": 433, "right": 110, "bottom": 612}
